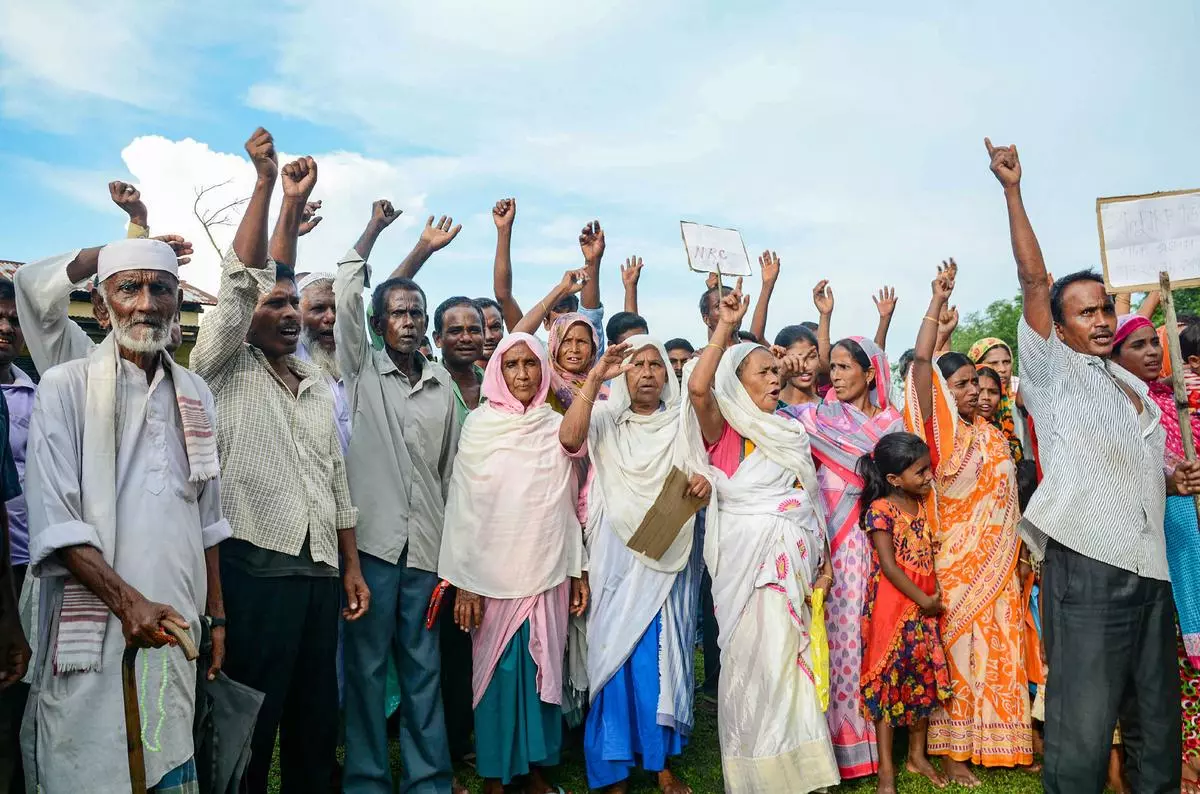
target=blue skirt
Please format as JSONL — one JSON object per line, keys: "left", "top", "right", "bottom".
{"left": 1166, "top": 495, "right": 1200, "bottom": 658}
{"left": 475, "top": 621, "right": 562, "bottom": 783}
{"left": 584, "top": 613, "right": 687, "bottom": 788}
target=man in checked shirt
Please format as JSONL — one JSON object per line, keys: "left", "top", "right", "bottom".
{"left": 190, "top": 128, "right": 370, "bottom": 794}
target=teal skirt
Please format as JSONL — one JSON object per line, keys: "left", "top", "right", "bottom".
{"left": 475, "top": 620, "right": 563, "bottom": 783}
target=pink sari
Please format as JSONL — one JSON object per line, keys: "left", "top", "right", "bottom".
{"left": 782, "top": 337, "right": 903, "bottom": 779}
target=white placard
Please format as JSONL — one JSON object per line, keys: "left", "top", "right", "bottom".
{"left": 1098, "top": 189, "right": 1200, "bottom": 292}
{"left": 680, "top": 221, "right": 753, "bottom": 277}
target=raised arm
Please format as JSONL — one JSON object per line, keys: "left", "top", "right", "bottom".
{"left": 390, "top": 215, "right": 461, "bottom": 280}
{"left": 231, "top": 128, "right": 277, "bottom": 270}
{"left": 268, "top": 156, "right": 319, "bottom": 268}
{"left": 335, "top": 201, "right": 402, "bottom": 380}
{"left": 750, "top": 250, "right": 779, "bottom": 344}
{"left": 354, "top": 199, "right": 402, "bottom": 261}
{"left": 109, "top": 181, "right": 149, "bottom": 237}
{"left": 578, "top": 221, "right": 605, "bottom": 313}
{"left": 491, "top": 198, "right": 524, "bottom": 331}
{"left": 191, "top": 128, "right": 278, "bottom": 383}
{"left": 621, "top": 256, "right": 643, "bottom": 315}
{"left": 689, "top": 278, "right": 749, "bottom": 445}
{"left": 812, "top": 280, "right": 834, "bottom": 373}
{"left": 872, "top": 286, "right": 897, "bottom": 351}
{"left": 1137, "top": 290, "right": 1162, "bottom": 319}
{"left": 298, "top": 200, "right": 323, "bottom": 237}
{"left": 913, "top": 263, "right": 956, "bottom": 422}
{"left": 986, "top": 138, "right": 1051, "bottom": 338}
{"left": 560, "top": 343, "right": 631, "bottom": 453}
{"left": 512, "top": 269, "right": 588, "bottom": 336}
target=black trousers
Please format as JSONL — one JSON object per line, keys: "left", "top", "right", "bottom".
{"left": 1042, "top": 540, "right": 1181, "bottom": 794}
{"left": 438, "top": 586, "right": 474, "bottom": 761}
{"left": 220, "top": 562, "right": 340, "bottom": 794}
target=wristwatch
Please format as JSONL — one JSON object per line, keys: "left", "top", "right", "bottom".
{"left": 204, "top": 615, "right": 227, "bottom": 629}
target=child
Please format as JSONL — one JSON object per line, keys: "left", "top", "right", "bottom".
{"left": 857, "top": 432, "right": 953, "bottom": 794}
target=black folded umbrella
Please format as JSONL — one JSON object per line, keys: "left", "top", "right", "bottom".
{"left": 193, "top": 623, "right": 265, "bottom": 794}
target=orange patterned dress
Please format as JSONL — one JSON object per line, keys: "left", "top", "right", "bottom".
{"left": 904, "top": 370, "right": 1032, "bottom": 767}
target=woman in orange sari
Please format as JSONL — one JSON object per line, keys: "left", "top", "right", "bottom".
{"left": 905, "top": 263, "right": 1032, "bottom": 786}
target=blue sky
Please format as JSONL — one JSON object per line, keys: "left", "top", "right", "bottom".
{"left": 2, "top": 0, "right": 1198, "bottom": 351}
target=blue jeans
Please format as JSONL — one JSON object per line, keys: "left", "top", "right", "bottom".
{"left": 343, "top": 549, "right": 451, "bottom": 794}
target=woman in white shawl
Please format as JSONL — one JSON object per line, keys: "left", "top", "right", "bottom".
{"left": 559, "top": 336, "right": 712, "bottom": 794}
{"left": 437, "top": 332, "right": 589, "bottom": 794}
{"left": 685, "top": 282, "right": 840, "bottom": 793}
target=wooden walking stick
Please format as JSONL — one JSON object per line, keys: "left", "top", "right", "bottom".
{"left": 123, "top": 622, "right": 199, "bottom": 794}
{"left": 1157, "top": 272, "right": 1200, "bottom": 525}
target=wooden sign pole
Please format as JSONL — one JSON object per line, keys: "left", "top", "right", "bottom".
{"left": 1157, "top": 271, "right": 1200, "bottom": 524}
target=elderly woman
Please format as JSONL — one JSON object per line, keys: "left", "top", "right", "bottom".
{"left": 560, "top": 336, "right": 712, "bottom": 794}
{"left": 685, "top": 281, "right": 839, "bottom": 793}
{"left": 1112, "top": 313, "right": 1200, "bottom": 791}
{"left": 437, "top": 332, "right": 589, "bottom": 794}
{"left": 907, "top": 266, "right": 1032, "bottom": 785}
{"left": 781, "top": 337, "right": 906, "bottom": 783}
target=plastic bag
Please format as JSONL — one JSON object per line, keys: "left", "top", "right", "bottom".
{"left": 810, "top": 586, "right": 830, "bottom": 712}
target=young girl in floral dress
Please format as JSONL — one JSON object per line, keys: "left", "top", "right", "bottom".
{"left": 857, "top": 432, "right": 953, "bottom": 794}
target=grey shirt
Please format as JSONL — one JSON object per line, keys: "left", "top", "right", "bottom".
{"left": 1017, "top": 317, "right": 1169, "bottom": 580}
{"left": 334, "top": 249, "right": 459, "bottom": 573}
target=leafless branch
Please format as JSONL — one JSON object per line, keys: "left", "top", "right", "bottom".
{"left": 192, "top": 181, "right": 250, "bottom": 256}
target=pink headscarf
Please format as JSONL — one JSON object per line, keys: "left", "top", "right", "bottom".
{"left": 1114, "top": 314, "right": 1154, "bottom": 349}
{"left": 547, "top": 313, "right": 601, "bottom": 409}
{"left": 482, "top": 332, "right": 551, "bottom": 414}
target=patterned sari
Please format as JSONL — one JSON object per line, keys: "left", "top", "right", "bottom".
{"left": 904, "top": 367, "right": 1032, "bottom": 767}
{"left": 1145, "top": 379, "right": 1200, "bottom": 763}
{"left": 782, "top": 338, "right": 903, "bottom": 779}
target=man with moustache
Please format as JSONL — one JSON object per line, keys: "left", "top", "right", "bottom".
{"left": 431, "top": 295, "right": 486, "bottom": 774}
{"left": 336, "top": 200, "right": 460, "bottom": 794}
{"left": 473, "top": 297, "right": 506, "bottom": 365}
{"left": 19, "top": 235, "right": 227, "bottom": 793}
{"left": 191, "top": 131, "right": 369, "bottom": 794}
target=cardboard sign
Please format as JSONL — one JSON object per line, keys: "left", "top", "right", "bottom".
{"left": 1097, "top": 189, "right": 1200, "bottom": 292}
{"left": 626, "top": 467, "right": 707, "bottom": 560}
{"left": 680, "top": 221, "right": 753, "bottom": 277}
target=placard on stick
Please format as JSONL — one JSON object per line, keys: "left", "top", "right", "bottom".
{"left": 680, "top": 221, "right": 753, "bottom": 277}
{"left": 1097, "top": 189, "right": 1200, "bottom": 293}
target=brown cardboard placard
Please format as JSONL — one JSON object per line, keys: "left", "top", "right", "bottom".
{"left": 626, "top": 467, "right": 707, "bottom": 560}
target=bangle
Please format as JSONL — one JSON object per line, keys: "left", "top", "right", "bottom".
{"left": 922, "top": 315, "right": 938, "bottom": 324}
{"left": 576, "top": 391, "right": 595, "bottom": 406}
{"left": 703, "top": 343, "right": 724, "bottom": 352}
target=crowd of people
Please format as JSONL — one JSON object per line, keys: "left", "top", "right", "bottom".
{"left": 1, "top": 128, "right": 1200, "bottom": 794}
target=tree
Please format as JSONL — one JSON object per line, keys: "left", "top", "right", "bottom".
{"left": 950, "top": 293, "right": 1023, "bottom": 364}
{"left": 192, "top": 181, "right": 250, "bottom": 256}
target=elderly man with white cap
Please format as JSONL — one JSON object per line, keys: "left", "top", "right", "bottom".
{"left": 18, "top": 234, "right": 229, "bottom": 794}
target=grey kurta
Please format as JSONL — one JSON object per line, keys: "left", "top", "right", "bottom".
{"left": 21, "top": 356, "right": 230, "bottom": 792}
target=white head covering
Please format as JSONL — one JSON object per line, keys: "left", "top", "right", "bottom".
{"left": 96, "top": 238, "right": 179, "bottom": 283}
{"left": 298, "top": 271, "right": 335, "bottom": 293}
{"left": 713, "top": 344, "right": 818, "bottom": 478}
{"left": 586, "top": 336, "right": 710, "bottom": 573}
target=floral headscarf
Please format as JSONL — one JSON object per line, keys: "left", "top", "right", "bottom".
{"left": 968, "top": 338, "right": 1022, "bottom": 461}
{"left": 547, "top": 313, "right": 604, "bottom": 412}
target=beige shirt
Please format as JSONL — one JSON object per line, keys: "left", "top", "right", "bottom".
{"left": 334, "top": 249, "right": 459, "bottom": 573}
{"left": 191, "top": 251, "right": 356, "bottom": 568}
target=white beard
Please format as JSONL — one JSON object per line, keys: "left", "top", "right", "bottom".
{"left": 110, "top": 316, "right": 169, "bottom": 354}
{"left": 302, "top": 328, "right": 341, "bottom": 381}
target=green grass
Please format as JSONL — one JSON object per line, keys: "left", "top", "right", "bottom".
{"left": 268, "top": 652, "right": 1048, "bottom": 793}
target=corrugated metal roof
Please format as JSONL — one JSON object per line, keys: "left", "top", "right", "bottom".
{"left": 0, "top": 259, "right": 216, "bottom": 306}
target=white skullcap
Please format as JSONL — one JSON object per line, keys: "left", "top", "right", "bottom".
{"left": 97, "top": 238, "right": 180, "bottom": 283}
{"left": 298, "top": 271, "right": 336, "bottom": 292}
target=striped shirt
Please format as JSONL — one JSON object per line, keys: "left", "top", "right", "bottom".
{"left": 1017, "top": 318, "right": 1169, "bottom": 580}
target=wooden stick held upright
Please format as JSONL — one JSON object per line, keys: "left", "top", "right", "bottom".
{"left": 1157, "top": 271, "right": 1200, "bottom": 524}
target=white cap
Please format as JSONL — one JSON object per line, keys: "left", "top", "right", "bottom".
{"left": 298, "top": 271, "right": 335, "bottom": 293}
{"left": 97, "top": 238, "right": 179, "bottom": 283}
